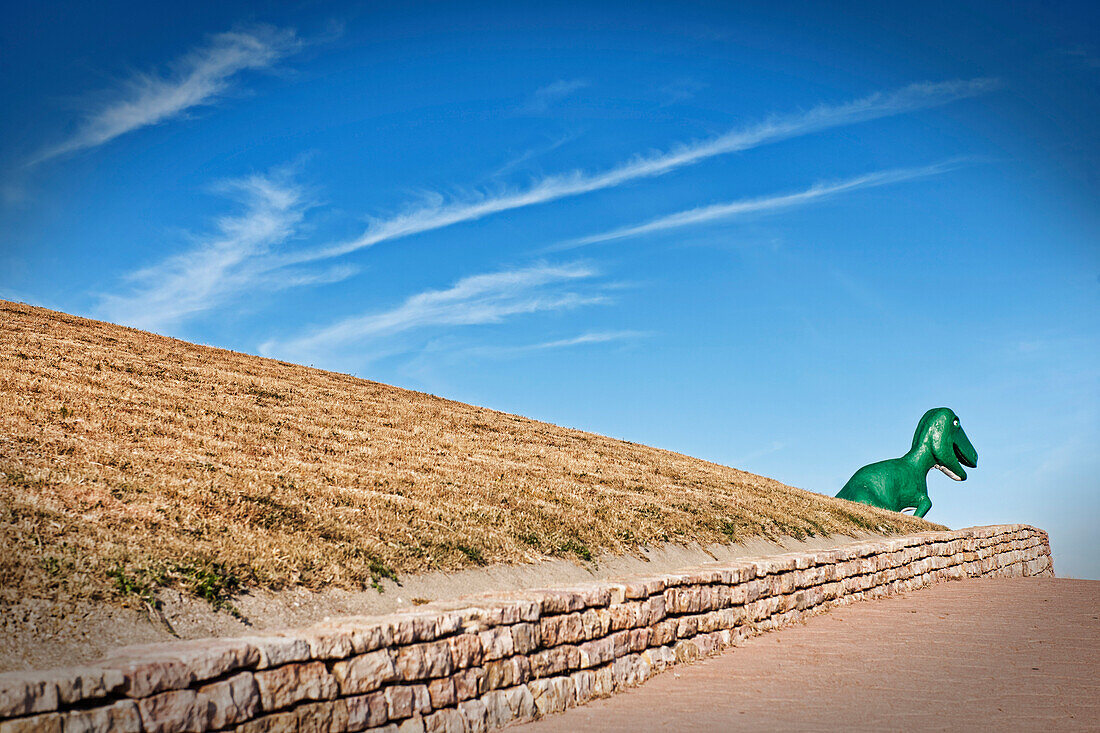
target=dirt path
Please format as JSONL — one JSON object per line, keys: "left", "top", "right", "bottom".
{"left": 519, "top": 578, "right": 1100, "bottom": 732}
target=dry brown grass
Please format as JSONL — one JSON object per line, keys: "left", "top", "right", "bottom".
{"left": 0, "top": 300, "right": 936, "bottom": 608}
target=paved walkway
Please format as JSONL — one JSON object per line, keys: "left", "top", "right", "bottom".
{"left": 519, "top": 578, "right": 1099, "bottom": 732}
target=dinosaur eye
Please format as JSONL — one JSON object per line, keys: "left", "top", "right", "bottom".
{"left": 953, "top": 419, "right": 959, "bottom": 426}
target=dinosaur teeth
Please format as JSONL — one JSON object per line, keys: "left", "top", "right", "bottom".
{"left": 935, "top": 464, "right": 963, "bottom": 481}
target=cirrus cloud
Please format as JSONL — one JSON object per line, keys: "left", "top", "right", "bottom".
{"left": 260, "top": 262, "right": 613, "bottom": 365}
{"left": 292, "top": 78, "right": 999, "bottom": 263}
{"left": 30, "top": 25, "right": 302, "bottom": 166}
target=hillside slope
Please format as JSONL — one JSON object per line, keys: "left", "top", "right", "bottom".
{"left": 0, "top": 301, "right": 934, "bottom": 607}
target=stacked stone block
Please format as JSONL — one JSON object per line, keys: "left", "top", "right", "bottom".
{"left": 0, "top": 525, "right": 1053, "bottom": 732}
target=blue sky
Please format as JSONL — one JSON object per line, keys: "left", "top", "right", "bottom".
{"left": 2, "top": 1, "right": 1097, "bottom": 577}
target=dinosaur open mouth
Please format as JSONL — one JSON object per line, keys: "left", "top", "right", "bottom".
{"left": 935, "top": 463, "right": 963, "bottom": 480}
{"left": 935, "top": 441, "right": 976, "bottom": 481}
{"left": 955, "top": 442, "right": 977, "bottom": 468}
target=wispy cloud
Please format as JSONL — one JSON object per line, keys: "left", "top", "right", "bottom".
{"left": 294, "top": 78, "right": 998, "bottom": 262}
{"left": 98, "top": 169, "right": 353, "bottom": 331}
{"left": 731, "top": 440, "right": 788, "bottom": 467}
{"left": 551, "top": 160, "right": 965, "bottom": 249}
{"left": 659, "top": 78, "right": 707, "bottom": 105}
{"left": 260, "top": 262, "right": 609, "bottom": 363}
{"left": 1063, "top": 46, "right": 1100, "bottom": 69}
{"left": 30, "top": 25, "right": 301, "bottom": 165}
{"left": 459, "top": 330, "right": 649, "bottom": 358}
{"left": 488, "top": 132, "right": 582, "bottom": 179}
{"left": 93, "top": 80, "right": 990, "bottom": 332}
{"left": 524, "top": 79, "right": 590, "bottom": 113}
{"left": 516, "top": 330, "right": 645, "bottom": 349}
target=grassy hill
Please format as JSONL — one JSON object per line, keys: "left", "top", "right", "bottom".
{"left": 0, "top": 301, "right": 934, "bottom": 609}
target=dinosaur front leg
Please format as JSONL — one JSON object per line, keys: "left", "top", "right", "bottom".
{"left": 914, "top": 496, "right": 932, "bottom": 518}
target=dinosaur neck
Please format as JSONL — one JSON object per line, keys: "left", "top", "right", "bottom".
{"left": 902, "top": 443, "right": 937, "bottom": 475}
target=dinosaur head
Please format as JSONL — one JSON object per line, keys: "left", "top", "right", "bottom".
{"left": 913, "top": 407, "right": 978, "bottom": 481}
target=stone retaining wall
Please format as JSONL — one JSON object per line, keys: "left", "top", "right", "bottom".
{"left": 0, "top": 524, "right": 1052, "bottom": 733}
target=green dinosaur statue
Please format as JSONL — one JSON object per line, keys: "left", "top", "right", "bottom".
{"left": 836, "top": 407, "right": 977, "bottom": 518}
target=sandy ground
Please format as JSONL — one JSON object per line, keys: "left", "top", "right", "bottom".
{"left": 521, "top": 577, "right": 1100, "bottom": 732}
{"left": 1, "top": 533, "right": 872, "bottom": 672}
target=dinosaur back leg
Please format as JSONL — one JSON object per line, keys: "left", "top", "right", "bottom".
{"left": 913, "top": 496, "right": 932, "bottom": 518}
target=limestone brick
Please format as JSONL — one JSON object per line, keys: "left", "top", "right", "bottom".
{"left": 539, "top": 613, "right": 583, "bottom": 647}
{"left": 423, "top": 708, "right": 464, "bottom": 733}
{"left": 510, "top": 623, "right": 541, "bottom": 654}
{"left": 254, "top": 661, "right": 336, "bottom": 711}
{"left": 569, "top": 669, "right": 595, "bottom": 705}
{"left": 233, "top": 710, "right": 296, "bottom": 733}
{"left": 296, "top": 699, "right": 350, "bottom": 732}
{"left": 447, "top": 634, "right": 481, "bottom": 671}
{"left": 476, "top": 627, "right": 513, "bottom": 662}
{"left": 332, "top": 650, "right": 399, "bottom": 695}
{"left": 576, "top": 637, "right": 614, "bottom": 669}
{"left": 673, "top": 639, "right": 701, "bottom": 663}
{"left": 452, "top": 668, "right": 485, "bottom": 701}
{"left": 456, "top": 699, "right": 488, "bottom": 733}
{"left": 528, "top": 646, "right": 574, "bottom": 679}
{"left": 395, "top": 715, "right": 424, "bottom": 733}
{"left": 528, "top": 676, "right": 574, "bottom": 716}
{"left": 384, "top": 686, "right": 414, "bottom": 721}
{"left": 426, "top": 678, "right": 456, "bottom": 709}
{"left": 196, "top": 672, "right": 258, "bottom": 729}
{"left": 529, "top": 590, "right": 587, "bottom": 615}
{"left": 394, "top": 641, "right": 453, "bottom": 681}
{"left": 235, "top": 636, "right": 312, "bottom": 670}
{"left": 345, "top": 692, "right": 388, "bottom": 730}
{"left": 0, "top": 713, "right": 63, "bottom": 733}
{"left": 503, "top": 685, "right": 537, "bottom": 723}
{"left": 60, "top": 700, "right": 141, "bottom": 733}
{"left": 483, "top": 656, "right": 530, "bottom": 691}
{"left": 649, "top": 619, "right": 678, "bottom": 647}
{"left": 608, "top": 602, "right": 643, "bottom": 631}
{"left": 0, "top": 675, "right": 59, "bottom": 718}
{"left": 136, "top": 689, "right": 204, "bottom": 733}
{"left": 642, "top": 645, "right": 675, "bottom": 672}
